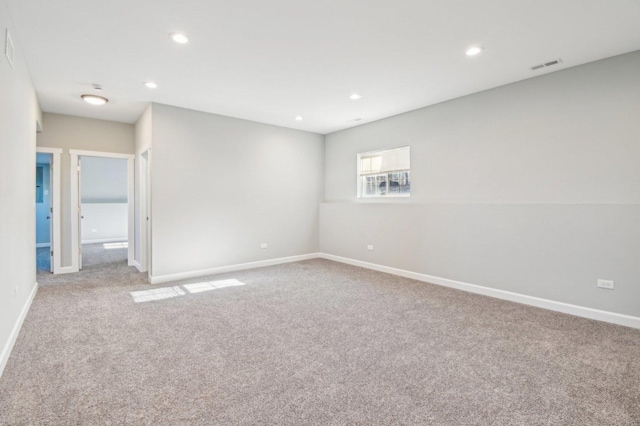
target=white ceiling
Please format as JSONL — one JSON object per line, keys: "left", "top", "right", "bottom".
{"left": 5, "top": 0, "right": 640, "bottom": 134}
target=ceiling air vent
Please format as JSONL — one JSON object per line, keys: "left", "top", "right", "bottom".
{"left": 530, "top": 58, "right": 562, "bottom": 71}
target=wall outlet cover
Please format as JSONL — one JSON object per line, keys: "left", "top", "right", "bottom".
{"left": 367, "top": 245, "right": 374, "bottom": 251}
{"left": 261, "top": 243, "right": 268, "bottom": 249}
{"left": 597, "top": 279, "right": 614, "bottom": 290}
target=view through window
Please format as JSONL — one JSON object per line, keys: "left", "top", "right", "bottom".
{"left": 357, "top": 146, "right": 410, "bottom": 198}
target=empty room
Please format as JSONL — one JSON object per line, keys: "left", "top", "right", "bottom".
{"left": 1, "top": 0, "right": 639, "bottom": 425}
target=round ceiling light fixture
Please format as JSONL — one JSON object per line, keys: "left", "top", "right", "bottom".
{"left": 295, "top": 116, "right": 303, "bottom": 121}
{"left": 466, "top": 46, "right": 484, "bottom": 56}
{"left": 349, "top": 93, "right": 362, "bottom": 100}
{"left": 170, "top": 33, "right": 190, "bottom": 44}
{"left": 144, "top": 81, "right": 158, "bottom": 89}
{"left": 81, "top": 94, "right": 109, "bottom": 105}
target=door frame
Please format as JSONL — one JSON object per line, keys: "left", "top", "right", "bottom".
{"left": 69, "top": 149, "right": 135, "bottom": 272}
{"left": 137, "top": 147, "right": 152, "bottom": 278}
{"left": 35, "top": 147, "right": 62, "bottom": 274}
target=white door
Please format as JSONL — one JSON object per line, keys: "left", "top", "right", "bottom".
{"left": 48, "top": 162, "right": 54, "bottom": 272}
{"left": 78, "top": 156, "right": 83, "bottom": 270}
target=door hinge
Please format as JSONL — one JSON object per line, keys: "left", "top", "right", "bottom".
{"left": 50, "top": 250, "right": 53, "bottom": 256}
{"left": 50, "top": 207, "right": 53, "bottom": 213}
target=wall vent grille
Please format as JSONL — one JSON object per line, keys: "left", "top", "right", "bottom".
{"left": 531, "top": 58, "right": 562, "bottom": 71}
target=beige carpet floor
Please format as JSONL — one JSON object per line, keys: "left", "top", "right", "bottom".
{"left": 1, "top": 255, "right": 639, "bottom": 425}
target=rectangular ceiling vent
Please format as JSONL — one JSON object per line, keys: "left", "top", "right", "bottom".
{"left": 530, "top": 58, "right": 562, "bottom": 71}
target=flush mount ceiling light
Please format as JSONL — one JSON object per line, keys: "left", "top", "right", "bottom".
{"left": 466, "top": 46, "right": 484, "bottom": 56}
{"left": 295, "top": 116, "right": 303, "bottom": 121}
{"left": 144, "top": 81, "right": 158, "bottom": 89}
{"left": 349, "top": 93, "right": 362, "bottom": 100}
{"left": 170, "top": 33, "right": 190, "bottom": 44}
{"left": 81, "top": 94, "right": 109, "bottom": 105}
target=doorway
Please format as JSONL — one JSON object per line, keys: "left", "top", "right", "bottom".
{"left": 138, "top": 148, "right": 151, "bottom": 277}
{"left": 35, "top": 153, "right": 52, "bottom": 271}
{"left": 35, "top": 147, "right": 62, "bottom": 274}
{"left": 69, "top": 150, "right": 135, "bottom": 272}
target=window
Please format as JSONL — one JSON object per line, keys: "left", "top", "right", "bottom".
{"left": 357, "top": 146, "right": 410, "bottom": 198}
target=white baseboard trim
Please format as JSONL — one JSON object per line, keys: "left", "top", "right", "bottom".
{"left": 319, "top": 253, "right": 640, "bottom": 330}
{"left": 131, "top": 259, "right": 141, "bottom": 271}
{"left": 150, "top": 253, "right": 320, "bottom": 285}
{"left": 36, "top": 243, "right": 50, "bottom": 248}
{"left": 81, "top": 238, "right": 127, "bottom": 244}
{"left": 55, "top": 266, "right": 76, "bottom": 275}
{"left": 0, "top": 282, "right": 38, "bottom": 379}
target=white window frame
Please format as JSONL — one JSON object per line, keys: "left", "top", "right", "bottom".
{"left": 357, "top": 146, "right": 411, "bottom": 199}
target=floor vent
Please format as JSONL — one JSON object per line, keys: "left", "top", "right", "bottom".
{"left": 531, "top": 58, "right": 562, "bottom": 71}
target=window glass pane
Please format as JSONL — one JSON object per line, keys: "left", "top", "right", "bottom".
{"left": 358, "top": 147, "right": 410, "bottom": 198}
{"left": 36, "top": 166, "right": 43, "bottom": 203}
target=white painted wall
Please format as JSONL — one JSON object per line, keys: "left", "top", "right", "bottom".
{"left": 322, "top": 52, "right": 640, "bottom": 318}
{"left": 150, "top": 103, "right": 324, "bottom": 279}
{"left": 36, "top": 113, "right": 135, "bottom": 266}
{"left": 0, "top": 0, "right": 41, "bottom": 376}
{"left": 80, "top": 203, "right": 128, "bottom": 243}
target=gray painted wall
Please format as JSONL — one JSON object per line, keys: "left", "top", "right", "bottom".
{"left": 37, "top": 113, "right": 135, "bottom": 266}
{"left": 0, "top": 0, "right": 41, "bottom": 374}
{"left": 80, "top": 156, "right": 128, "bottom": 203}
{"left": 150, "top": 103, "right": 324, "bottom": 278}
{"left": 322, "top": 52, "right": 640, "bottom": 317}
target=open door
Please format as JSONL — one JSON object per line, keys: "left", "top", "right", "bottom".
{"left": 77, "top": 156, "right": 83, "bottom": 270}
{"left": 139, "top": 149, "right": 151, "bottom": 275}
{"left": 48, "top": 163, "right": 54, "bottom": 272}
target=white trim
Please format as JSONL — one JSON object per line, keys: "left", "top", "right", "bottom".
{"left": 127, "top": 155, "right": 135, "bottom": 266}
{"left": 35, "top": 147, "right": 62, "bottom": 154}
{"left": 150, "top": 253, "right": 320, "bottom": 285}
{"left": 70, "top": 151, "right": 79, "bottom": 272}
{"left": 56, "top": 266, "right": 75, "bottom": 275}
{"left": 132, "top": 259, "right": 142, "bottom": 271}
{"left": 37, "top": 147, "right": 62, "bottom": 274}
{"left": 137, "top": 143, "right": 151, "bottom": 155}
{"left": 318, "top": 253, "right": 640, "bottom": 330}
{"left": 137, "top": 149, "right": 151, "bottom": 276}
{"left": 81, "top": 238, "right": 127, "bottom": 244}
{"left": 0, "top": 283, "right": 38, "bottom": 379}
{"left": 69, "top": 149, "right": 134, "bottom": 160}
{"left": 35, "top": 242, "right": 50, "bottom": 248}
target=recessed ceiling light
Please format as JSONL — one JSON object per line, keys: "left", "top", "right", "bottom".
{"left": 170, "top": 33, "right": 190, "bottom": 44}
{"left": 349, "top": 93, "right": 362, "bottom": 100}
{"left": 81, "top": 94, "right": 109, "bottom": 105}
{"left": 466, "top": 46, "right": 484, "bottom": 56}
{"left": 144, "top": 81, "right": 158, "bottom": 89}
{"left": 295, "top": 116, "right": 303, "bottom": 121}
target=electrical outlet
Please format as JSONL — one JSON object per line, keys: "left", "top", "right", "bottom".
{"left": 597, "top": 279, "right": 614, "bottom": 290}
{"left": 261, "top": 243, "right": 268, "bottom": 249}
{"left": 367, "top": 245, "right": 374, "bottom": 251}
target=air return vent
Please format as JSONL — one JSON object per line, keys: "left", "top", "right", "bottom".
{"left": 530, "top": 58, "right": 562, "bottom": 71}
